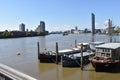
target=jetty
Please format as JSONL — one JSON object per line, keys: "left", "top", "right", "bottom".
{"left": 37, "top": 42, "right": 91, "bottom": 63}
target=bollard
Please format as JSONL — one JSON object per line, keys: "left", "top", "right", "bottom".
{"left": 81, "top": 43, "right": 83, "bottom": 70}
{"left": 37, "top": 42, "right": 40, "bottom": 59}
{"left": 75, "top": 39, "right": 77, "bottom": 48}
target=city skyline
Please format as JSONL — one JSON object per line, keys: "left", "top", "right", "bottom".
{"left": 0, "top": 0, "right": 120, "bottom": 32}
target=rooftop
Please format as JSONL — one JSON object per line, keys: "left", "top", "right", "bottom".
{"left": 96, "top": 43, "right": 120, "bottom": 49}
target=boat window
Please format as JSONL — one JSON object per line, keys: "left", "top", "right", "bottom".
{"left": 101, "top": 53, "right": 105, "bottom": 57}
{"left": 96, "top": 49, "right": 99, "bottom": 52}
{"left": 106, "top": 53, "right": 110, "bottom": 57}
{"left": 103, "top": 49, "right": 105, "bottom": 52}
{"left": 97, "top": 49, "right": 102, "bottom": 52}
{"left": 105, "top": 49, "right": 107, "bottom": 52}
{"left": 107, "top": 49, "right": 110, "bottom": 52}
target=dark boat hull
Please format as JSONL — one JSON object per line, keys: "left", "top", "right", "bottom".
{"left": 91, "top": 61, "right": 119, "bottom": 71}
{"left": 62, "top": 56, "right": 90, "bottom": 67}
{"left": 62, "top": 56, "right": 80, "bottom": 67}
{"left": 39, "top": 54, "right": 61, "bottom": 63}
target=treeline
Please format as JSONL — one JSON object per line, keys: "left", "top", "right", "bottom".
{"left": 115, "top": 28, "right": 120, "bottom": 33}
{"left": 0, "top": 31, "right": 49, "bottom": 38}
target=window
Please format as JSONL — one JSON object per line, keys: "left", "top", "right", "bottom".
{"left": 101, "top": 53, "right": 105, "bottom": 57}
{"left": 106, "top": 53, "right": 110, "bottom": 57}
{"left": 107, "top": 49, "right": 110, "bottom": 52}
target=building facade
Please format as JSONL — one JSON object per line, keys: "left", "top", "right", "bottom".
{"left": 19, "top": 23, "right": 25, "bottom": 32}
{"left": 36, "top": 21, "right": 45, "bottom": 33}
{"left": 40, "top": 21, "right": 45, "bottom": 32}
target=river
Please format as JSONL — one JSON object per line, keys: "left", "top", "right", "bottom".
{"left": 0, "top": 33, "right": 119, "bottom": 80}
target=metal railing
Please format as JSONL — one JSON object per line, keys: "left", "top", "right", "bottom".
{"left": 0, "top": 63, "right": 37, "bottom": 80}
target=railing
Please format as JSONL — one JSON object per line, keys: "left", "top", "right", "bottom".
{"left": 0, "top": 63, "right": 37, "bottom": 80}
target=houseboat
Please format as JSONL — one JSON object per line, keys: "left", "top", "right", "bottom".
{"left": 90, "top": 43, "right": 120, "bottom": 71}
{"left": 62, "top": 51, "right": 94, "bottom": 67}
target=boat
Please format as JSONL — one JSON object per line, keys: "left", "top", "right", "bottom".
{"left": 77, "top": 43, "right": 90, "bottom": 51}
{"left": 39, "top": 52, "right": 61, "bottom": 63}
{"left": 38, "top": 43, "right": 93, "bottom": 63}
{"left": 90, "top": 43, "right": 120, "bottom": 71}
{"left": 62, "top": 50, "right": 94, "bottom": 67}
{"left": 39, "top": 48, "right": 81, "bottom": 63}
{"left": 89, "top": 42, "right": 104, "bottom": 52}
{"left": 63, "top": 32, "right": 68, "bottom": 36}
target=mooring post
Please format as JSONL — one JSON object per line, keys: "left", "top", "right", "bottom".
{"left": 75, "top": 39, "right": 77, "bottom": 48}
{"left": 37, "top": 42, "right": 40, "bottom": 59}
{"left": 56, "top": 42, "right": 59, "bottom": 64}
{"left": 81, "top": 43, "right": 83, "bottom": 70}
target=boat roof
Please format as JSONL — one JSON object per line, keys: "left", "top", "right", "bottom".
{"left": 96, "top": 43, "right": 120, "bottom": 49}
{"left": 59, "top": 49, "right": 73, "bottom": 53}
{"left": 89, "top": 42, "right": 104, "bottom": 45}
{"left": 70, "top": 51, "right": 94, "bottom": 57}
{"left": 59, "top": 48, "right": 79, "bottom": 53}
{"left": 77, "top": 43, "right": 89, "bottom": 45}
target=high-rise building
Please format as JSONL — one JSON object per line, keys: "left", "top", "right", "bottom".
{"left": 19, "top": 23, "right": 25, "bottom": 32}
{"left": 91, "top": 13, "right": 95, "bottom": 34}
{"left": 40, "top": 21, "right": 45, "bottom": 32}
{"left": 75, "top": 26, "right": 78, "bottom": 31}
{"left": 36, "top": 21, "right": 46, "bottom": 33}
{"left": 91, "top": 13, "right": 95, "bottom": 42}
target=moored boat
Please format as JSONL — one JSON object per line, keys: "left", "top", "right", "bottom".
{"left": 90, "top": 43, "right": 120, "bottom": 71}
{"left": 39, "top": 52, "right": 61, "bottom": 63}
{"left": 89, "top": 42, "right": 104, "bottom": 52}
{"left": 62, "top": 51, "right": 94, "bottom": 67}
{"left": 77, "top": 43, "right": 90, "bottom": 51}
{"left": 39, "top": 48, "right": 81, "bottom": 63}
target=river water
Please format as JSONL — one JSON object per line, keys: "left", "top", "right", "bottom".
{"left": 0, "top": 34, "right": 120, "bottom": 80}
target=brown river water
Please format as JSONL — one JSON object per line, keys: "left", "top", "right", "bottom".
{"left": 0, "top": 34, "right": 120, "bottom": 80}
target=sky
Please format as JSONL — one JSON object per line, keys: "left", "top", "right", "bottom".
{"left": 0, "top": 0, "right": 120, "bottom": 32}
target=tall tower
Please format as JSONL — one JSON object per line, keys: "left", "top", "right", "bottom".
{"left": 75, "top": 26, "right": 78, "bottom": 31}
{"left": 91, "top": 13, "right": 95, "bottom": 42}
{"left": 40, "top": 21, "right": 45, "bottom": 32}
{"left": 19, "top": 23, "right": 25, "bottom": 32}
{"left": 108, "top": 19, "right": 112, "bottom": 42}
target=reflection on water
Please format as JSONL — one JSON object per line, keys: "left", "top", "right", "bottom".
{"left": 39, "top": 36, "right": 46, "bottom": 53}
{"left": 0, "top": 34, "right": 119, "bottom": 80}
{"left": 37, "top": 62, "right": 120, "bottom": 80}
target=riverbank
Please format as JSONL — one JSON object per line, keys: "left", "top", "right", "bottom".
{"left": 0, "top": 31, "right": 49, "bottom": 39}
